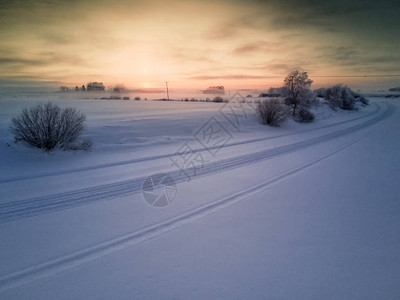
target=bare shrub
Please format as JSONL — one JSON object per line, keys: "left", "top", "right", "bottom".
{"left": 295, "top": 107, "right": 315, "bottom": 123}
{"left": 257, "top": 99, "right": 288, "bottom": 127}
{"left": 10, "top": 102, "right": 89, "bottom": 151}
{"left": 212, "top": 96, "right": 224, "bottom": 103}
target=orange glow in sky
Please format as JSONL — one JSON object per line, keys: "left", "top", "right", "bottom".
{"left": 0, "top": 0, "right": 399, "bottom": 91}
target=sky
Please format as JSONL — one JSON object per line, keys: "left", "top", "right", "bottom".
{"left": 0, "top": 0, "right": 399, "bottom": 91}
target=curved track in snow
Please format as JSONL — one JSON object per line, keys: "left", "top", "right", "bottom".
{"left": 0, "top": 132, "right": 374, "bottom": 293}
{"left": 0, "top": 103, "right": 394, "bottom": 224}
{"left": 0, "top": 103, "right": 380, "bottom": 184}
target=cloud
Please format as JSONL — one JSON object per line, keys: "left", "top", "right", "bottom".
{"left": 169, "top": 47, "right": 217, "bottom": 65}
{"left": 0, "top": 57, "right": 46, "bottom": 66}
{"left": 205, "top": 24, "right": 239, "bottom": 40}
{"left": 314, "top": 45, "right": 400, "bottom": 73}
{"left": 267, "top": 1, "right": 367, "bottom": 30}
{"left": 0, "top": 53, "right": 88, "bottom": 68}
{"left": 40, "top": 33, "right": 72, "bottom": 45}
{"left": 207, "top": 0, "right": 400, "bottom": 45}
{"left": 232, "top": 41, "right": 281, "bottom": 54}
{"left": 0, "top": 76, "right": 60, "bottom": 87}
{"left": 316, "top": 46, "right": 360, "bottom": 64}
{"left": 203, "top": 12, "right": 262, "bottom": 40}
{"left": 186, "top": 74, "right": 278, "bottom": 80}
{"left": 1, "top": 0, "right": 400, "bottom": 89}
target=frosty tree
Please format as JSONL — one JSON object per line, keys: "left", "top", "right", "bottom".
{"left": 284, "top": 70, "right": 313, "bottom": 117}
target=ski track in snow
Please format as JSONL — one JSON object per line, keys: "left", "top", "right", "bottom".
{"left": 0, "top": 103, "right": 380, "bottom": 184}
{"left": 0, "top": 134, "right": 369, "bottom": 293}
{"left": 0, "top": 103, "right": 394, "bottom": 224}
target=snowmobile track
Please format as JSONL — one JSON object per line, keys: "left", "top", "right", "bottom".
{"left": 0, "top": 103, "right": 394, "bottom": 224}
{"left": 0, "top": 134, "right": 370, "bottom": 293}
{"left": 0, "top": 103, "right": 380, "bottom": 184}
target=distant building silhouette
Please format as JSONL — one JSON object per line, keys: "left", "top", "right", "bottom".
{"left": 87, "top": 82, "right": 105, "bottom": 91}
{"left": 203, "top": 86, "right": 225, "bottom": 95}
{"left": 112, "top": 85, "right": 127, "bottom": 93}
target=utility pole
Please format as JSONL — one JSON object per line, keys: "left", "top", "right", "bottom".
{"left": 165, "top": 81, "right": 169, "bottom": 101}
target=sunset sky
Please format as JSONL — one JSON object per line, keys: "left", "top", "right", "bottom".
{"left": 1, "top": 0, "right": 399, "bottom": 91}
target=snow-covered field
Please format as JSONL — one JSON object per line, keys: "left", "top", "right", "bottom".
{"left": 0, "top": 94, "right": 399, "bottom": 299}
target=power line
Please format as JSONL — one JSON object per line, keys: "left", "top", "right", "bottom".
{"left": 311, "top": 75, "right": 400, "bottom": 78}
{"left": 165, "top": 81, "right": 169, "bottom": 100}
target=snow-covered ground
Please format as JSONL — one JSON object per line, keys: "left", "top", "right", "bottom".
{"left": 0, "top": 94, "right": 399, "bottom": 299}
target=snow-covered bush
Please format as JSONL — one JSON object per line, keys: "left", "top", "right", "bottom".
{"left": 295, "top": 107, "right": 315, "bottom": 123}
{"left": 325, "top": 85, "right": 342, "bottom": 110}
{"left": 324, "top": 88, "right": 341, "bottom": 110}
{"left": 321, "top": 84, "right": 368, "bottom": 110}
{"left": 338, "top": 85, "right": 356, "bottom": 110}
{"left": 348, "top": 89, "right": 369, "bottom": 105}
{"left": 309, "top": 95, "right": 320, "bottom": 108}
{"left": 257, "top": 99, "right": 288, "bottom": 127}
{"left": 10, "top": 102, "right": 90, "bottom": 151}
{"left": 314, "top": 88, "right": 326, "bottom": 98}
{"left": 358, "top": 95, "right": 369, "bottom": 105}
